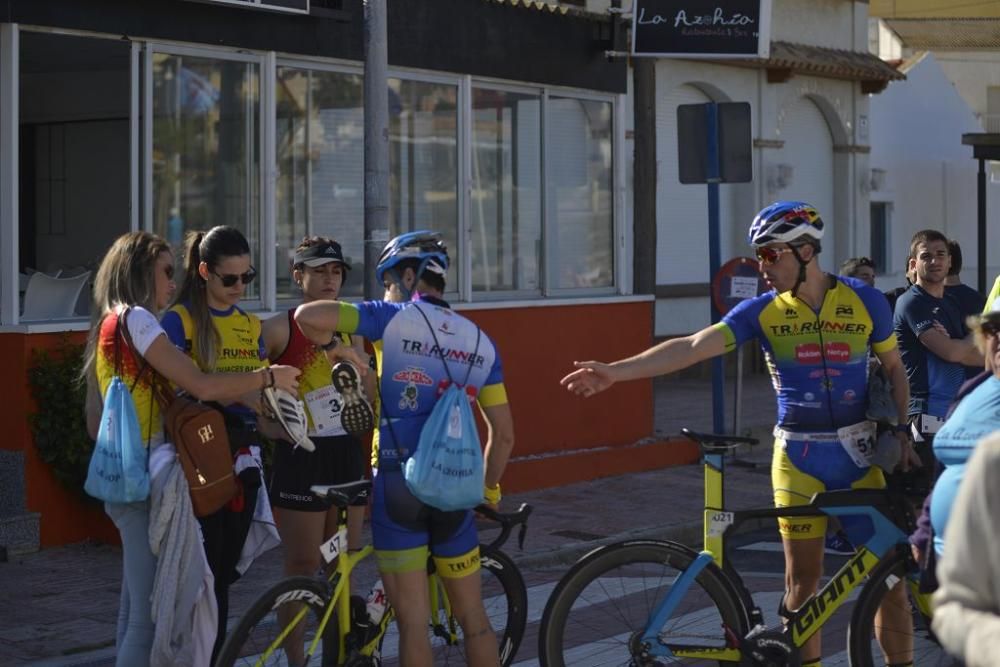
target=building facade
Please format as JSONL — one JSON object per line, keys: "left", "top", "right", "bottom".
{"left": 1, "top": 0, "right": 684, "bottom": 548}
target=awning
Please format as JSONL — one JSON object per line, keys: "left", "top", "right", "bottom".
{"left": 718, "top": 41, "right": 906, "bottom": 94}
{"left": 884, "top": 19, "right": 1000, "bottom": 50}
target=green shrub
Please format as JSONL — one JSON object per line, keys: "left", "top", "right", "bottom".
{"left": 27, "top": 338, "right": 95, "bottom": 501}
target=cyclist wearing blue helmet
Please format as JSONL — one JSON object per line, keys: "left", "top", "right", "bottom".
{"left": 295, "top": 230, "right": 515, "bottom": 667}
{"left": 562, "top": 201, "right": 919, "bottom": 666}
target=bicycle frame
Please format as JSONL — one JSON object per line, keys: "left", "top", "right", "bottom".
{"left": 260, "top": 508, "right": 510, "bottom": 665}
{"left": 640, "top": 448, "right": 926, "bottom": 661}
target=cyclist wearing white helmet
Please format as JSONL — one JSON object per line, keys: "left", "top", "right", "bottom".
{"left": 295, "top": 230, "right": 515, "bottom": 667}
{"left": 562, "top": 201, "right": 920, "bottom": 667}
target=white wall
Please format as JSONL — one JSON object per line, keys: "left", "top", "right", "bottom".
{"left": 654, "top": 59, "right": 865, "bottom": 336}
{"left": 933, "top": 51, "right": 1000, "bottom": 119}
{"left": 869, "top": 52, "right": 1000, "bottom": 287}
{"left": 772, "top": 0, "right": 863, "bottom": 51}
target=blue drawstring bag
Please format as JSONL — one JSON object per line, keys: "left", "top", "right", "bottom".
{"left": 402, "top": 305, "right": 484, "bottom": 511}
{"left": 84, "top": 310, "right": 150, "bottom": 503}
{"left": 404, "top": 382, "right": 484, "bottom": 511}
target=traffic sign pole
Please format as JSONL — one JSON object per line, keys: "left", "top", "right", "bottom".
{"left": 706, "top": 103, "right": 725, "bottom": 435}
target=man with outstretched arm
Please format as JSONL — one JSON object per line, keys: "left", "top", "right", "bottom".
{"left": 562, "top": 201, "right": 919, "bottom": 667}
{"left": 295, "top": 231, "right": 514, "bottom": 667}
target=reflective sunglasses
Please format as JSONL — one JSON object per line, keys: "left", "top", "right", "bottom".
{"left": 211, "top": 267, "right": 257, "bottom": 287}
{"left": 755, "top": 246, "right": 794, "bottom": 265}
{"left": 981, "top": 319, "right": 1000, "bottom": 339}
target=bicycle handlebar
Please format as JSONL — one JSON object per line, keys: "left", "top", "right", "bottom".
{"left": 475, "top": 503, "right": 533, "bottom": 553}
{"left": 681, "top": 427, "right": 759, "bottom": 452}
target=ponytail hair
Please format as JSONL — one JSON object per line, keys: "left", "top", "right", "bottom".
{"left": 171, "top": 225, "right": 251, "bottom": 371}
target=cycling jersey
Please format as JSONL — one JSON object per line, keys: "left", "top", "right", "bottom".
{"left": 161, "top": 302, "right": 267, "bottom": 425}
{"left": 894, "top": 284, "right": 968, "bottom": 418}
{"left": 715, "top": 275, "right": 897, "bottom": 432}
{"left": 333, "top": 294, "right": 508, "bottom": 563}
{"left": 337, "top": 295, "right": 507, "bottom": 468}
{"left": 273, "top": 310, "right": 352, "bottom": 437}
{"left": 95, "top": 306, "right": 165, "bottom": 446}
{"left": 986, "top": 274, "right": 1000, "bottom": 313}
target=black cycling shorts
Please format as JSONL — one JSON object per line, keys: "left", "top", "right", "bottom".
{"left": 269, "top": 434, "right": 368, "bottom": 512}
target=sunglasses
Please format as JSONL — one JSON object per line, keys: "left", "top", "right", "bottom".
{"left": 211, "top": 267, "right": 257, "bottom": 287}
{"left": 755, "top": 247, "right": 794, "bottom": 265}
{"left": 981, "top": 319, "right": 1000, "bottom": 339}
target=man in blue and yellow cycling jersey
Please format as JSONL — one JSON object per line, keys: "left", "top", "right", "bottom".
{"left": 295, "top": 231, "right": 515, "bottom": 667}
{"left": 562, "top": 201, "right": 920, "bottom": 667}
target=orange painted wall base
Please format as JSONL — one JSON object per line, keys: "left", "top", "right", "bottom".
{"left": 7, "top": 298, "right": 665, "bottom": 548}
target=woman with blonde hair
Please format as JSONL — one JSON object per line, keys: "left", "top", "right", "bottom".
{"left": 83, "top": 231, "right": 299, "bottom": 667}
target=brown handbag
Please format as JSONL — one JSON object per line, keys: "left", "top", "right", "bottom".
{"left": 152, "top": 378, "right": 238, "bottom": 517}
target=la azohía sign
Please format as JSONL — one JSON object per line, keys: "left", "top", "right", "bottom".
{"left": 632, "top": 0, "right": 772, "bottom": 59}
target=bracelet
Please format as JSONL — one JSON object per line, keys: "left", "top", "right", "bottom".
{"left": 321, "top": 335, "right": 340, "bottom": 351}
{"left": 483, "top": 483, "right": 502, "bottom": 505}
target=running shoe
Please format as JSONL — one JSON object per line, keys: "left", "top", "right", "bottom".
{"left": 331, "top": 362, "right": 376, "bottom": 436}
{"left": 263, "top": 386, "right": 316, "bottom": 452}
{"left": 825, "top": 530, "right": 855, "bottom": 555}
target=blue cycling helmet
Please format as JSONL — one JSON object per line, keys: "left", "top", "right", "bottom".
{"left": 375, "top": 230, "right": 449, "bottom": 287}
{"left": 748, "top": 201, "right": 824, "bottom": 248}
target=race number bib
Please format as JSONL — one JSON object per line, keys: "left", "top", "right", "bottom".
{"left": 304, "top": 385, "right": 347, "bottom": 437}
{"left": 837, "top": 421, "right": 877, "bottom": 468}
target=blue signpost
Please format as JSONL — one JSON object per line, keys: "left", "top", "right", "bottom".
{"left": 705, "top": 104, "right": 725, "bottom": 434}
{"left": 677, "top": 101, "right": 753, "bottom": 434}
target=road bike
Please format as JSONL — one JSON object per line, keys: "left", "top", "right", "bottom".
{"left": 538, "top": 428, "right": 946, "bottom": 666}
{"left": 216, "top": 479, "right": 532, "bottom": 666}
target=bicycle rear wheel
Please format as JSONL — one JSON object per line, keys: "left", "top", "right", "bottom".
{"left": 539, "top": 540, "right": 748, "bottom": 667}
{"left": 377, "top": 549, "right": 528, "bottom": 666}
{"left": 847, "top": 550, "right": 952, "bottom": 666}
{"left": 215, "top": 576, "right": 333, "bottom": 667}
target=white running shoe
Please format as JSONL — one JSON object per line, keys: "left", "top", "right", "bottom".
{"left": 263, "top": 387, "right": 315, "bottom": 452}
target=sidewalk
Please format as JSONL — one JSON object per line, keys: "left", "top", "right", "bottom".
{"left": 0, "top": 374, "right": 778, "bottom": 665}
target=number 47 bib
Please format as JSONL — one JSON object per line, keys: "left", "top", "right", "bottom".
{"left": 837, "top": 420, "right": 877, "bottom": 468}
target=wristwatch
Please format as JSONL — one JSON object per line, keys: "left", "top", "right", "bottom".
{"left": 894, "top": 422, "right": 911, "bottom": 434}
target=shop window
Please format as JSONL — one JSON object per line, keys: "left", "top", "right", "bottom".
{"left": 388, "top": 78, "right": 459, "bottom": 289}
{"left": 471, "top": 88, "right": 542, "bottom": 294}
{"left": 151, "top": 52, "right": 261, "bottom": 300}
{"left": 17, "top": 32, "right": 131, "bottom": 320}
{"left": 547, "top": 97, "right": 614, "bottom": 290}
{"left": 275, "top": 66, "right": 363, "bottom": 298}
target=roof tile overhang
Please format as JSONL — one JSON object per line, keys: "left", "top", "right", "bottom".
{"left": 714, "top": 41, "right": 906, "bottom": 94}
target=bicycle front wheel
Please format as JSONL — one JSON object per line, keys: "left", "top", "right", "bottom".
{"left": 538, "top": 540, "right": 748, "bottom": 667}
{"left": 215, "top": 576, "right": 333, "bottom": 667}
{"left": 847, "top": 550, "right": 951, "bottom": 666}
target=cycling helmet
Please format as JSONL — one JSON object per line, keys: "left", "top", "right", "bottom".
{"left": 375, "top": 230, "right": 449, "bottom": 287}
{"left": 747, "top": 201, "right": 824, "bottom": 248}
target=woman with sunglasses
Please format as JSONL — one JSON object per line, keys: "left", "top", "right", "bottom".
{"left": 160, "top": 225, "right": 278, "bottom": 662}
{"left": 83, "top": 231, "right": 299, "bottom": 667}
